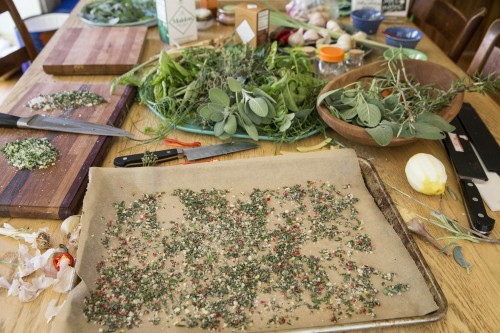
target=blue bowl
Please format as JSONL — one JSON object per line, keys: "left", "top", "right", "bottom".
{"left": 351, "top": 9, "right": 384, "bottom": 35}
{"left": 383, "top": 26, "right": 423, "bottom": 49}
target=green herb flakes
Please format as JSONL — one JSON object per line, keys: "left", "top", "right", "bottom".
{"left": 1, "top": 137, "right": 59, "bottom": 170}
{"left": 84, "top": 182, "right": 410, "bottom": 332}
{"left": 26, "top": 90, "right": 107, "bottom": 112}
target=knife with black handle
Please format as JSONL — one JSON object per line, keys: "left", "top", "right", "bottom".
{"left": 442, "top": 117, "right": 495, "bottom": 235}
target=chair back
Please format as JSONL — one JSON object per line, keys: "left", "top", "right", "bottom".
{"left": 467, "top": 19, "right": 500, "bottom": 104}
{"left": 0, "top": 0, "right": 38, "bottom": 76}
{"left": 411, "top": 0, "right": 486, "bottom": 62}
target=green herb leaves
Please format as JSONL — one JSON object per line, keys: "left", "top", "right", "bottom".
{"left": 1, "top": 137, "right": 59, "bottom": 170}
{"left": 79, "top": 0, "right": 156, "bottom": 25}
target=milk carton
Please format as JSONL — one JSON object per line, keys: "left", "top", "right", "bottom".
{"left": 156, "top": 0, "right": 198, "bottom": 45}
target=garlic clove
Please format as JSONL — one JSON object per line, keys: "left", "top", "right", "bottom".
{"left": 308, "top": 12, "right": 326, "bottom": 27}
{"left": 61, "top": 215, "right": 81, "bottom": 238}
{"left": 303, "top": 29, "right": 320, "bottom": 41}
{"left": 288, "top": 28, "right": 305, "bottom": 47}
{"left": 326, "top": 20, "right": 343, "bottom": 32}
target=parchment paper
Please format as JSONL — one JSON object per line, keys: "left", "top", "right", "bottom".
{"left": 51, "top": 149, "right": 438, "bottom": 332}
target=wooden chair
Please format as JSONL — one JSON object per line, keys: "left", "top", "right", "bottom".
{"left": 410, "top": 0, "right": 487, "bottom": 62}
{"left": 467, "top": 19, "right": 500, "bottom": 104}
{"left": 0, "top": 0, "right": 37, "bottom": 77}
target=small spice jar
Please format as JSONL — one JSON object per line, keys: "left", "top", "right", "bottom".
{"left": 217, "top": 5, "right": 236, "bottom": 25}
{"left": 317, "top": 46, "right": 346, "bottom": 81}
{"left": 196, "top": 8, "right": 214, "bottom": 31}
{"left": 346, "top": 49, "right": 364, "bottom": 71}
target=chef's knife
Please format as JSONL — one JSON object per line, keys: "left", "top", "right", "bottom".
{"left": 0, "top": 113, "right": 132, "bottom": 137}
{"left": 114, "top": 141, "right": 259, "bottom": 167}
{"left": 442, "top": 118, "right": 495, "bottom": 235}
{"left": 457, "top": 103, "right": 500, "bottom": 173}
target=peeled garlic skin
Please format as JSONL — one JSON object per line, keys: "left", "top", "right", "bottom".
{"left": 405, "top": 153, "right": 447, "bottom": 195}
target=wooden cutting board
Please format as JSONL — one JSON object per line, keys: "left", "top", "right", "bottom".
{"left": 0, "top": 82, "right": 136, "bottom": 219}
{"left": 43, "top": 27, "right": 148, "bottom": 75}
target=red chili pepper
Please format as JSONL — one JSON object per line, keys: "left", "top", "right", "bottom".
{"left": 53, "top": 247, "right": 74, "bottom": 271}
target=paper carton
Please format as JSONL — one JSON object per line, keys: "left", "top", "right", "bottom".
{"left": 235, "top": 3, "right": 269, "bottom": 48}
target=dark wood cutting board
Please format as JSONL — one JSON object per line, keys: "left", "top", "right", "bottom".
{"left": 0, "top": 82, "right": 136, "bottom": 219}
{"left": 43, "top": 27, "right": 148, "bottom": 75}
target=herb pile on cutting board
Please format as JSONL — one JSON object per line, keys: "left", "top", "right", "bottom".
{"left": 112, "top": 42, "right": 325, "bottom": 142}
{"left": 79, "top": 0, "right": 156, "bottom": 25}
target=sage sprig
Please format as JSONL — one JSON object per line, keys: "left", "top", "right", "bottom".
{"left": 317, "top": 49, "right": 500, "bottom": 146}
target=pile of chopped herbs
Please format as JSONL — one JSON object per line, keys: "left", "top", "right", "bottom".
{"left": 84, "top": 181, "right": 410, "bottom": 332}
{"left": 112, "top": 42, "right": 326, "bottom": 142}
{"left": 1, "top": 137, "right": 59, "bottom": 170}
{"left": 79, "top": 0, "right": 156, "bottom": 25}
{"left": 26, "top": 90, "right": 107, "bottom": 112}
{"left": 317, "top": 48, "right": 500, "bottom": 146}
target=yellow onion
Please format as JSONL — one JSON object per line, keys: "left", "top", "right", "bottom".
{"left": 405, "top": 153, "right": 447, "bottom": 195}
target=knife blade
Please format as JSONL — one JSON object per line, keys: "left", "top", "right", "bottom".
{"left": 0, "top": 112, "right": 132, "bottom": 137}
{"left": 457, "top": 103, "right": 500, "bottom": 173}
{"left": 113, "top": 141, "right": 259, "bottom": 167}
{"left": 442, "top": 118, "right": 495, "bottom": 235}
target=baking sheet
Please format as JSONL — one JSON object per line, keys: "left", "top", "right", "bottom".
{"left": 51, "top": 149, "right": 445, "bottom": 332}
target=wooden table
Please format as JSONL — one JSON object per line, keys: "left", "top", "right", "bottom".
{"left": 0, "top": 2, "right": 498, "bottom": 332}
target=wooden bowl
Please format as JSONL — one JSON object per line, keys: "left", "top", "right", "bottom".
{"left": 316, "top": 60, "right": 464, "bottom": 147}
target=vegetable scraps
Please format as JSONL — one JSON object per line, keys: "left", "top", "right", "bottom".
{"left": 112, "top": 42, "right": 325, "bottom": 142}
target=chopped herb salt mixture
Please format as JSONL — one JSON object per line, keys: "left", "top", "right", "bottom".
{"left": 1, "top": 137, "right": 59, "bottom": 170}
{"left": 84, "top": 181, "right": 410, "bottom": 332}
{"left": 26, "top": 90, "right": 107, "bottom": 112}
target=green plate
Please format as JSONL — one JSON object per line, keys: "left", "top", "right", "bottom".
{"left": 383, "top": 48, "right": 428, "bottom": 61}
{"left": 78, "top": 1, "right": 157, "bottom": 27}
{"left": 147, "top": 105, "right": 321, "bottom": 142}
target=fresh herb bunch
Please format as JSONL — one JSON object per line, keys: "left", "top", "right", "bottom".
{"left": 317, "top": 49, "right": 500, "bottom": 146}
{"left": 112, "top": 42, "right": 325, "bottom": 142}
{"left": 79, "top": 0, "right": 156, "bottom": 25}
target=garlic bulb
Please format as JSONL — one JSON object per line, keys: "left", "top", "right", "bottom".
{"left": 288, "top": 28, "right": 305, "bottom": 47}
{"left": 352, "top": 31, "right": 368, "bottom": 40}
{"left": 303, "top": 29, "right": 320, "bottom": 41}
{"left": 405, "top": 153, "right": 447, "bottom": 195}
{"left": 61, "top": 215, "right": 81, "bottom": 238}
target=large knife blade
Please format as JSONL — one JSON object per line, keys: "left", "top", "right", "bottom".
{"left": 0, "top": 113, "right": 132, "bottom": 137}
{"left": 442, "top": 118, "right": 495, "bottom": 235}
{"left": 114, "top": 141, "right": 259, "bottom": 167}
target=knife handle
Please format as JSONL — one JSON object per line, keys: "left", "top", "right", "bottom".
{"left": 113, "top": 149, "right": 184, "bottom": 167}
{"left": 0, "top": 113, "right": 20, "bottom": 128}
{"left": 459, "top": 179, "right": 495, "bottom": 235}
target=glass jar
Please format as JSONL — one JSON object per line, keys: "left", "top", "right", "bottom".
{"left": 217, "top": 5, "right": 236, "bottom": 25}
{"left": 317, "top": 46, "right": 345, "bottom": 81}
{"left": 346, "top": 49, "right": 364, "bottom": 71}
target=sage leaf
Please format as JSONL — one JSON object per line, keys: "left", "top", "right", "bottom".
{"left": 413, "top": 122, "right": 446, "bottom": 140}
{"left": 453, "top": 246, "right": 471, "bottom": 272}
{"left": 366, "top": 123, "right": 394, "bottom": 146}
{"left": 209, "top": 88, "right": 230, "bottom": 107}
{"left": 198, "top": 105, "right": 212, "bottom": 120}
{"left": 214, "top": 121, "right": 225, "bottom": 137}
{"left": 339, "top": 107, "right": 358, "bottom": 120}
{"left": 224, "top": 114, "right": 237, "bottom": 134}
{"left": 279, "top": 113, "right": 294, "bottom": 132}
{"left": 417, "top": 113, "right": 456, "bottom": 132}
{"left": 245, "top": 104, "right": 263, "bottom": 125}
{"left": 228, "top": 77, "right": 243, "bottom": 93}
{"left": 383, "top": 94, "right": 400, "bottom": 111}
{"left": 244, "top": 123, "right": 259, "bottom": 141}
{"left": 249, "top": 97, "right": 269, "bottom": 117}
{"left": 283, "top": 84, "right": 300, "bottom": 112}
{"left": 253, "top": 87, "right": 276, "bottom": 103}
{"left": 357, "top": 103, "right": 381, "bottom": 127}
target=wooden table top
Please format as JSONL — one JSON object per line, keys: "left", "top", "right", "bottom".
{"left": 0, "top": 1, "right": 498, "bottom": 332}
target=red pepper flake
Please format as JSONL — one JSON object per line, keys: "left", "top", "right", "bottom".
{"left": 164, "top": 138, "right": 202, "bottom": 148}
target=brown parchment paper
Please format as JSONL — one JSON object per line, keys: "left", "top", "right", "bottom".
{"left": 51, "top": 149, "right": 438, "bottom": 333}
